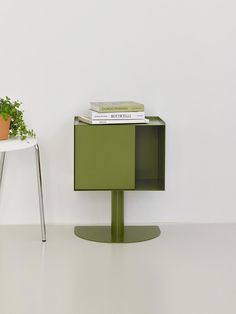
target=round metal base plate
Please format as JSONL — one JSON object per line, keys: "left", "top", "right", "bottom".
{"left": 74, "top": 225, "right": 161, "bottom": 243}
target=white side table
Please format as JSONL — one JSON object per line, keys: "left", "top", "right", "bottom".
{"left": 0, "top": 137, "right": 46, "bottom": 242}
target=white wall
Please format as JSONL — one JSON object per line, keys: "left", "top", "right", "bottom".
{"left": 0, "top": 0, "right": 235, "bottom": 224}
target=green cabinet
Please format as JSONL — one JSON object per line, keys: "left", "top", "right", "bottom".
{"left": 74, "top": 116, "right": 166, "bottom": 243}
{"left": 74, "top": 116, "right": 165, "bottom": 191}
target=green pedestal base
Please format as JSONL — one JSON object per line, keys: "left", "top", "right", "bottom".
{"left": 74, "top": 225, "right": 161, "bottom": 243}
{"left": 74, "top": 191, "right": 161, "bottom": 243}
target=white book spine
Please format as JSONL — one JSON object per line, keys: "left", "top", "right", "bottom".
{"left": 78, "top": 115, "right": 149, "bottom": 125}
{"left": 88, "top": 110, "right": 145, "bottom": 120}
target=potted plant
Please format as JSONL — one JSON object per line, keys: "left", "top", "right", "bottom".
{"left": 0, "top": 96, "right": 35, "bottom": 140}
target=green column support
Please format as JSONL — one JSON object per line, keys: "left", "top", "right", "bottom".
{"left": 111, "top": 191, "right": 124, "bottom": 242}
{"left": 74, "top": 191, "right": 161, "bottom": 243}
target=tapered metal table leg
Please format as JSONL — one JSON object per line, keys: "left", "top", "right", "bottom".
{"left": 35, "top": 144, "right": 46, "bottom": 242}
{"left": 0, "top": 152, "right": 6, "bottom": 189}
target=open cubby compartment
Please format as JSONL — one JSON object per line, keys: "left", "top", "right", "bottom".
{"left": 135, "top": 125, "right": 165, "bottom": 190}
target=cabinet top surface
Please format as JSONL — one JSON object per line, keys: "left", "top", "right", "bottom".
{"left": 74, "top": 116, "right": 165, "bottom": 126}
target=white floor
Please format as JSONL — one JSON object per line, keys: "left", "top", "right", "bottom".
{"left": 0, "top": 224, "right": 235, "bottom": 314}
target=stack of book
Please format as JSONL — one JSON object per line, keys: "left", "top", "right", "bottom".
{"left": 78, "top": 101, "right": 149, "bottom": 125}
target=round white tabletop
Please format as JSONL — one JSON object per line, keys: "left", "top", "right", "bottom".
{"left": 0, "top": 137, "right": 37, "bottom": 152}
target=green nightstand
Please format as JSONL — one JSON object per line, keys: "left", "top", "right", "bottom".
{"left": 74, "top": 116, "right": 165, "bottom": 243}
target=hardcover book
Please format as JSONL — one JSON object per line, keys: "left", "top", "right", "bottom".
{"left": 88, "top": 109, "right": 145, "bottom": 120}
{"left": 78, "top": 115, "right": 149, "bottom": 125}
{"left": 90, "top": 101, "right": 144, "bottom": 113}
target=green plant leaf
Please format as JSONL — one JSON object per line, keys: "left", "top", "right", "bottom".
{"left": 0, "top": 96, "right": 35, "bottom": 140}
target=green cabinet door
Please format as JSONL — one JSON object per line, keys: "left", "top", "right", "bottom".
{"left": 74, "top": 125, "right": 135, "bottom": 190}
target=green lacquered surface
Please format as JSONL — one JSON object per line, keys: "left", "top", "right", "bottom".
{"left": 111, "top": 191, "right": 124, "bottom": 242}
{"left": 135, "top": 125, "right": 165, "bottom": 190}
{"left": 74, "top": 125, "right": 135, "bottom": 190}
{"left": 74, "top": 116, "right": 166, "bottom": 191}
{"left": 73, "top": 116, "right": 165, "bottom": 243}
{"left": 135, "top": 126, "right": 158, "bottom": 180}
{"left": 157, "top": 125, "right": 165, "bottom": 189}
{"left": 74, "top": 190, "right": 161, "bottom": 243}
{"left": 74, "top": 225, "right": 161, "bottom": 243}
